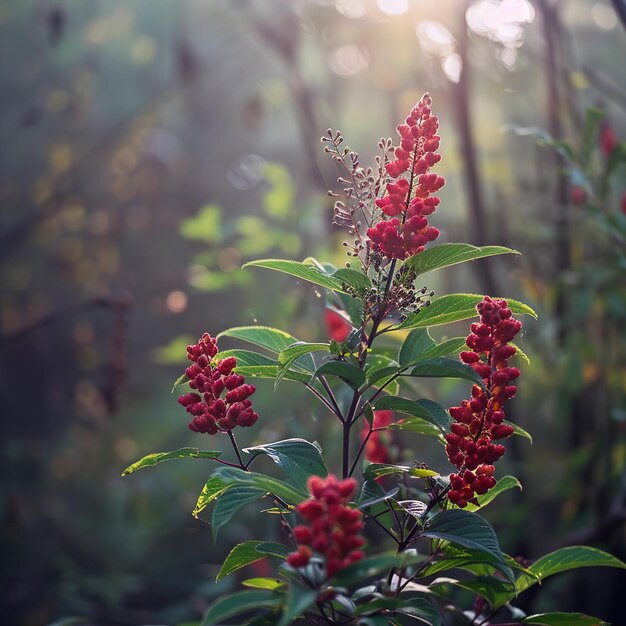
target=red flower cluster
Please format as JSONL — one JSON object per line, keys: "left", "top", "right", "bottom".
{"left": 445, "top": 297, "right": 522, "bottom": 507}
{"left": 287, "top": 475, "right": 365, "bottom": 578}
{"left": 367, "top": 93, "right": 444, "bottom": 260}
{"left": 360, "top": 410, "right": 394, "bottom": 464}
{"left": 600, "top": 121, "right": 618, "bottom": 157}
{"left": 178, "top": 333, "right": 258, "bottom": 434}
{"left": 325, "top": 308, "right": 352, "bottom": 342}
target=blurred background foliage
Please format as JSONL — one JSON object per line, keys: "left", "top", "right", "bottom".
{"left": 1, "top": 0, "right": 625, "bottom": 624}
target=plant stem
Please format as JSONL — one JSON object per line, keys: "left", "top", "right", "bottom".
{"left": 318, "top": 375, "right": 344, "bottom": 421}
{"left": 304, "top": 382, "right": 340, "bottom": 419}
{"left": 227, "top": 430, "right": 246, "bottom": 469}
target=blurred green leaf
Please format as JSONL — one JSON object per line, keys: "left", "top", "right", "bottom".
{"left": 262, "top": 163, "right": 295, "bottom": 220}
{"left": 179, "top": 204, "right": 222, "bottom": 243}
{"left": 154, "top": 334, "right": 194, "bottom": 365}
{"left": 522, "top": 613, "right": 609, "bottom": 625}
{"left": 201, "top": 590, "right": 281, "bottom": 625}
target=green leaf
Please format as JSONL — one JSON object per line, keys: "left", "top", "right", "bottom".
{"left": 421, "top": 510, "right": 509, "bottom": 580}
{"left": 407, "top": 358, "right": 487, "bottom": 388}
{"left": 364, "top": 463, "right": 412, "bottom": 480}
{"left": 278, "top": 584, "right": 318, "bottom": 626}
{"left": 418, "top": 337, "right": 467, "bottom": 361}
{"left": 232, "top": 364, "right": 312, "bottom": 384}
{"left": 407, "top": 243, "right": 520, "bottom": 277}
{"left": 429, "top": 576, "right": 514, "bottom": 610}
{"left": 211, "top": 485, "right": 266, "bottom": 541}
{"left": 582, "top": 108, "right": 606, "bottom": 164}
{"left": 193, "top": 475, "right": 230, "bottom": 518}
{"left": 122, "top": 448, "right": 222, "bottom": 476}
{"left": 242, "top": 578, "right": 285, "bottom": 590}
{"left": 397, "top": 294, "right": 537, "bottom": 330}
{"left": 216, "top": 540, "right": 289, "bottom": 582}
{"left": 333, "top": 268, "right": 372, "bottom": 293}
{"left": 332, "top": 552, "right": 425, "bottom": 587}
{"left": 510, "top": 342, "right": 531, "bottom": 364}
{"left": 243, "top": 259, "right": 348, "bottom": 293}
{"left": 522, "top": 613, "right": 609, "bottom": 626}
{"left": 355, "top": 596, "right": 441, "bottom": 625}
{"left": 172, "top": 372, "right": 189, "bottom": 393}
{"left": 243, "top": 438, "right": 328, "bottom": 492}
{"left": 213, "top": 466, "right": 307, "bottom": 504}
{"left": 374, "top": 397, "right": 450, "bottom": 432}
{"left": 201, "top": 590, "right": 281, "bottom": 626}
{"left": 276, "top": 342, "right": 328, "bottom": 385}
{"left": 399, "top": 329, "right": 435, "bottom": 365}
{"left": 389, "top": 417, "right": 442, "bottom": 438}
{"left": 217, "top": 326, "right": 302, "bottom": 355}
{"left": 508, "top": 420, "right": 533, "bottom": 443}
{"left": 464, "top": 475, "right": 522, "bottom": 511}
{"left": 316, "top": 360, "right": 366, "bottom": 389}
{"left": 357, "top": 480, "right": 399, "bottom": 508}
{"left": 515, "top": 546, "right": 626, "bottom": 593}
{"left": 179, "top": 204, "right": 222, "bottom": 243}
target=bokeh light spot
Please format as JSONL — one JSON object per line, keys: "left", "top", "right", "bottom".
{"left": 166, "top": 290, "right": 188, "bottom": 314}
{"left": 591, "top": 3, "right": 618, "bottom": 30}
{"left": 377, "top": 0, "right": 409, "bottom": 16}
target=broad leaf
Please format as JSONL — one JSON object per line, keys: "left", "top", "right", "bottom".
{"left": 523, "top": 613, "right": 609, "bottom": 626}
{"left": 374, "top": 397, "right": 450, "bottom": 432}
{"left": 355, "top": 596, "right": 441, "bottom": 626}
{"left": 242, "top": 578, "right": 285, "bottom": 590}
{"left": 357, "top": 480, "right": 399, "bottom": 509}
{"left": 407, "top": 243, "right": 519, "bottom": 277}
{"left": 243, "top": 258, "right": 348, "bottom": 293}
{"left": 278, "top": 584, "right": 318, "bottom": 626}
{"left": 332, "top": 552, "right": 425, "bottom": 587}
{"left": 201, "top": 590, "right": 281, "bottom": 626}
{"left": 397, "top": 294, "right": 537, "bottom": 330}
{"left": 333, "top": 267, "right": 372, "bottom": 292}
{"left": 364, "top": 463, "right": 412, "bottom": 480}
{"left": 399, "top": 329, "right": 435, "bottom": 365}
{"left": 193, "top": 475, "right": 230, "bottom": 518}
{"left": 233, "top": 364, "right": 312, "bottom": 384}
{"left": 421, "top": 510, "right": 509, "bottom": 580}
{"left": 217, "top": 326, "right": 302, "bottom": 355}
{"left": 216, "top": 540, "right": 290, "bottom": 581}
{"left": 465, "top": 475, "right": 522, "bottom": 511}
{"left": 515, "top": 546, "right": 626, "bottom": 593}
{"left": 418, "top": 337, "right": 466, "bottom": 361}
{"left": 213, "top": 466, "right": 307, "bottom": 504}
{"left": 276, "top": 342, "right": 327, "bottom": 385}
{"left": 407, "top": 358, "right": 486, "bottom": 388}
{"left": 122, "top": 448, "right": 221, "bottom": 475}
{"left": 429, "top": 575, "right": 514, "bottom": 609}
{"left": 316, "top": 360, "right": 366, "bottom": 389}
{"left": 211, "top": 485, "right": 266, "bottom": 541}
{"left": 243, "top": 438, "right": 328, "bottom": 492}
{"left": 389, "top": 417, "right": 442, "bottom": 438}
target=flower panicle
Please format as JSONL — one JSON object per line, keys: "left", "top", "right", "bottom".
{"left": 287, "top": 475, "right": 365, "bottom": 579}
{"left": 445, "top": 297, "right": 522, "bottom": 507}
{"left": 178, "top": 333, "right": 258, "bottom": 434}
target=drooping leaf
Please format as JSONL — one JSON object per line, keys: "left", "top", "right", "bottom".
{"left": 213, "top": 466, "right": 307, "bottom": 504}
{"left": 275, "top": 343, "right": 328, "bottom": 385}
{"left": 211, "top": 485, "right": 266, "bottom": 541}
{"left": 389, "top": 417, "right": 442, "bottom": 438}
{"left": 122, "top": 448, "right": 222, "bottom": 476}
{"left": 243, "top": 438, "right": 328, "bottom": 492}
{"left": 397, "top": 294, "right": 537, "bottom": 330}
{"left": 421, "top": 510, "right": 509, "bottom": 580}
{"left": 363, "top": 463, "right": 412, "bottom": 480}
{"left": 515, "top": 546, "right": 626, "bottom": 593}
{"left": 464, "top": 475, "right": 522, "bottom": 511}
{"left": 315, "top": 360, "right": 366, "bottom": 389}
{"left": 429, "top": 575, "right": 514, "bottom": 610}
{"left": 193, "top": 475, "right": 230, "bottom": 518}
{"left": 507, "top": 420, "right": 533, "bottom": 443}
{"left": 396, "top": 500, "right": 428, "bottom": 519}
{"left": 398, "top": 329, "right": 436, "bottom": 366}
{"left": 374, "top": 397, "right": 450, "bottom": 432}
{"left": 216, "top": 540, "right": 290, "bottom": 581}
{"left": 201, "top": 590, "right": 281, "bottom": 626}
{"left": 357, "top": 480, "right": 399, "bottom": 509}
{"left": 406, "top": 243, "right": 520, "bottom": 277}
{"left": 522, "top": 612, "right": 609, "bottom": 626}
{"left": 355, "top": 596, "right": 441, "bottom": 626}
{"left": 243, "top": 259, "right": 348, "bottom": 293}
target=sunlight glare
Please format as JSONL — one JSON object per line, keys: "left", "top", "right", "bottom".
{"left": 442, "top": 53, "right": 462, "bottom": 83}
{"left": 416, "top": 20, "right": 456, "bottom": 57}
{"left": 377, "top": 0, "right": 409, "bottom": 17}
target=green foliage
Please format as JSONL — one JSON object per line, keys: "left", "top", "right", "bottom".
{"left": 216, "top": 540, "right": 290, "bottom": 582}
{"left": 121, "top": 448, "right": 222, "bottom": 475}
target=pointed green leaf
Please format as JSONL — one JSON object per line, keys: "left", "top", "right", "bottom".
{"left": 232, "top": 364, "right": 312, "bottom": 384}
{"left": 397, "top": 294, "right": 537, "bottom": 330}
{"left": 374, "top": 397, "right": 450, "bottom": 432}
{"left": 213, "top": 466, "right": 307, "bottom": 504}
{"left": 216, "top": 540, "right": 290, "bottom": 582}
{"left": 429, "top": 575, "right": 514, "bottom": 610}
{"left": 315, "top": 361, "right": 366, "bottom": 389}
{"left": 516, "top": 546, "right": 626, "bottom": 593}
{"left": 399, "top": 329, "right": 436, "bottom": 365}
{"left": 364, "top": 463, "right": 412, "bottom": 480}
{"left": 421, "top": 510, "right": 509, "bottom": 578}
{"left": 243, "top": 259, "right": 348, "bottom": 293}
{"left": 407, "top": 358, "right": 487, "bottom": 388}
{"left": 332, "top": 552, "right": 425, "bottom": 587}
{"left": 357, "top": 480, "right": 399, "bottom": 508}
{"left": 418, "top": 337, "right": 467, "bottom": 361}
{"left": 333, "top": 268, "right": 372, "bottom": 293}
{"left": 523, "top": 612, "right": 609, "bottom": 626}
{"left": 242, "top": 578, "right": 285, "bottom": 590}
{"left": 201, "top": 590, "right": 281, "bottom": 625}
{"left": 211, "top": 485, "right": 265, "bottom": 541}
{"left": 389, "top": 417, "right": 442, "bottom": 438}
{"left": 193, "top": 475, "right": 230, "bottom": 518}
{"left": 508, "top": 420, "right": 533, "bottom": 443}
{"left": 243, "top": 438, "right": 328, "bottom": 492}
{"left": 275, "top": 343, "right": 328, "bottom": 385}
{"left": 278, "top": 584, "right": 318, "bottom": 626}
{"left": 464, "top": 475, "right": 522, "bottom": 511}
{"left": 407, "top": 243, "right": 520, "bottom": 277}
{"left": 217, "top": 326, "right": 302, "bottom": 355}
{"left": 171, "top": 372, "right": 189, "bottom": 393}
{"left": 122, "top": 448, "right": 222, "bottom": 476}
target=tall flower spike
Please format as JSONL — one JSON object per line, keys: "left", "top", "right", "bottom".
{"left": 287, "top": 475, "right": 365, "bottom": 578}
{"left": 178, "top": 333, "right": 258, "bottom": 434}
{"left": 367, "top": 93, "right": 444, "bottom": 260}
{"left": 445, "top": 297, "right": 522, "bottom": 507}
